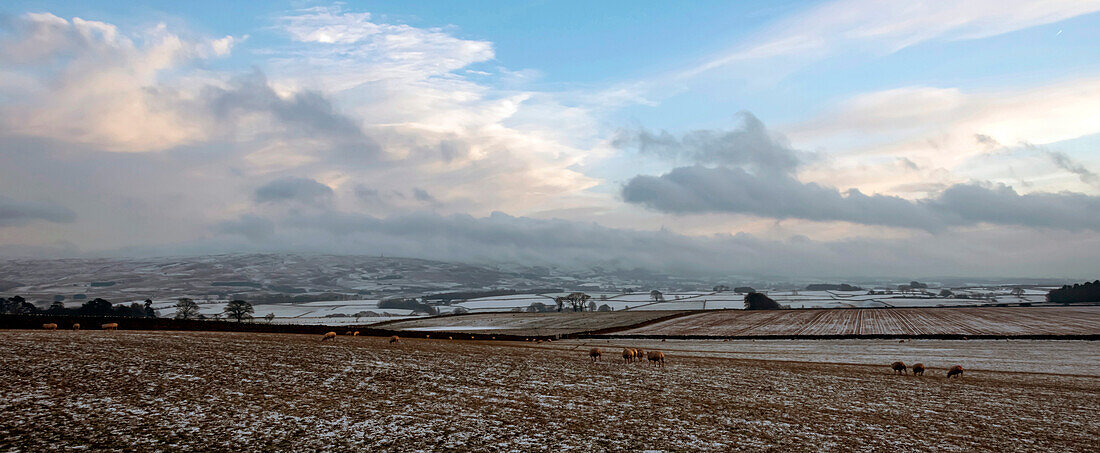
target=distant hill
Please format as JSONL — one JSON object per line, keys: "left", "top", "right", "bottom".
{"left": 0, "top": 254, "right": 698, "bottom": 304}
{"left": 805, "top": 283, "right": 863, "bottom": 291}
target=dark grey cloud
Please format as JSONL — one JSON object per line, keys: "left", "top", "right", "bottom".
{"left": 614, "top": 111, "right": 801, "bottom": 172}
{"left": 354, "top": 185, "right": 380, "bottom": 200}
{"left": 205, "top": 72, "right": 362, "bottom": 139}
{"left": 897, "top": 157, "right": 920, "bottom": 171}
{"left": 622, "top": 166, "right": 1100, "bottom": 231}
{"left": 412, "top": 188, "right": 436, "bottom": 203}
{"left": 930, "top": 182, "right": 1100, "bottom": 229}
{"left": 0, "top": 196, "right": 75, "bottom": 227}
{"left": 975, "top": 133, "right": 1000, "bottom": 148}
{"left": 622, "top": 166, "right": 940, "bottom": 229}
{"left": 254, "top": 177, "right": 333, "bottom": 204}
{"left": 214, "top": 214, "right": 275, "bottom": 240}
{"left": 1044, "top": 149, "right": 1099, "bottom": 187}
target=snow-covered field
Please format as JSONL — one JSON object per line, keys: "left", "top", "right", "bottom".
{"left": 136, "top": 285, "right": 1062, "bottom": 328}
{"left": 1, "top": 331, "right": 1095, "bottom": 451}
{"left": 559, "top": 339, "right": 1100, "bottom": 376}
{"left": 615, "top": 306, "right": 1100, "bottom": 337}
{"left": 148, "top": 299, "right": 415, "bottom": 325}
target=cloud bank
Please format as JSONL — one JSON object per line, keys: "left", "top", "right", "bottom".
{"left": 621, "top": 117, "right": 1100, "bottom": 231}
{"left": 0, "top": 196, "right": 75, "bottom": 227}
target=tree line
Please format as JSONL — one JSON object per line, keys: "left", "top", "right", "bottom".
{"left": 0, "top": 296, "right": 155, "bottom": 317}
{"left": 1047, "top": 280, "right": 1100, "bottom": 303}
{"left": 172, "top": 298, "right": 256, "bottom": 322}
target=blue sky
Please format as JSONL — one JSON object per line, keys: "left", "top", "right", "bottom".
{"left": 1, "top": 1, "right": 1099, "bottom": 277}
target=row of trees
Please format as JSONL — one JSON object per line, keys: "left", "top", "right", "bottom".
{"left": 0, "top": 296, "right": 154, "bottom": 317}
{"left": 173, "top": 298, "right": 256, "bottom": 322}
{"left": 1048, "top": 280, "right": 1100, "bottom": 303}
{"left": 555, "top": 292, "right": 593, "bottom": 312}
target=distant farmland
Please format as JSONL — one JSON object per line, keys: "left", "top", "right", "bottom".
{"left": 381, "top": 310, "right": 689, "bottom": 336}
{"left": 611, "top": 306, "right": 1100, "bottom": 337}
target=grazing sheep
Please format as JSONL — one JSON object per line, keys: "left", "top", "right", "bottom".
{"left": 912, "top": 363, "right": 925, "bottom": 376}
{"left": 891, "top": 361, "right": 907, "bottom": 375}
{"left": 389, "top": 335, "right": 399, "bottom": 344}
{"left": 589, "top": 348, "right": 602, "bottom": 362}
{"left": 947, "top": 365, "right": 964, "bottom": 378}
{"left": 321, "top": 331, "right": 337, "bottom": 342}
{"left": 42, "top": 323, "right": 58, "bottom": 330}
{"left": 647, "top": 350, "right": 665, "bottom": 367}
{"left": 101, "top": 323, "right": 118, "bottom": 331}
{"left": 72, "top": 323, "right": 80, "bottom": 331}
{"left": 622, "top": 348, "right": 635, "bottom": 363}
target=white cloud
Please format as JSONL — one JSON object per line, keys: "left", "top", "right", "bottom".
{"left": 0, "top": 12, "right": 238, "bottom": 152}
{"left": 684, "top": 0, "right": 1100, "bottom": 77}
{"left": 0, "top": 8, "right": 610, "bottom": 253}
{"left": 786, "top": 78, "right": 1100, "bottom": 195}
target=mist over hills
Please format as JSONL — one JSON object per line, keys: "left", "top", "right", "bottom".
{"left": 0, "top": 253, "right": 1074, "bottom": 305}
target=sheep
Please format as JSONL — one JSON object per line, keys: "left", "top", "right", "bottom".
{"left": 647, "top": 350, "right": 665, "bottom": 367}
{"left": 622, "top": 348, "right": 635, "bottom": 363}
{"left": 911, "top": 363, "right": 925, "bottom": 376}
{"left": 589, "top": 348, "right": 602, "bottom": 362}
{"left": 891, "top": 361, "right": 907, "bottom": 375}
{"left": 101, "top": 323, "right": 118, "bottom": 331}
{"left": 947, "top": 365, "right": 964, "bottom": 378}
{"left": 321, "top": 331, "right": 337, "bottom": 342}
{"left": 635, "top": 349, "right": 645, "bottom": 363}
{"left": 42, "top": 323, "right": 58, "bottom": 330}
{"left": 389, "top": 335, "right": 399, "bottom": 344}
{"left": 72, "top": 323, "right": 80, "bottom": 331}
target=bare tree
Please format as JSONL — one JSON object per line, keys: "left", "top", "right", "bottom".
{"left": 174, "top": 298, "right": 200, "bottom": 320}
{"left": 564, "top": 292, "right": 591, "bottom": 312}
{"left": 224, "top": 300, "right": 254, "bottom": 322}
{"left": 264, "top": 312, "right": 275, "bottom": 323}
{"left": 650, "top": 290, "right": 664, "bottom": 302}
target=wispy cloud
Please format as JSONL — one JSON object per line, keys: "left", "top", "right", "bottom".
{"left": 681, "top": 0, "right": 1100, "bottom": 78}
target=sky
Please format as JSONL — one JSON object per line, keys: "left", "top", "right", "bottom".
{"left": 1, "top": 0, "right": 1099, "bottom": 279}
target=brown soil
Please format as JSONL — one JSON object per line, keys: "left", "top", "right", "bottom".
{"left": 1, "top": 330, "right": 1096, "bottom": 452}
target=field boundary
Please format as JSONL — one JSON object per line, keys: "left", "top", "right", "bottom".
{"left": 560, "top": 310, "right": 702, "bottom": 338}
{"left": 6, "top": 308, "right": 1097, "bottom": 341}
{"left": 583, "top": 333, "right": 1100, "bottom": 340}
{"left": 0, "top": 314, "right": 542, "bottom": 341}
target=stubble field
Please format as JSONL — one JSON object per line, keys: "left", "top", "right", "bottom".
{"left": 1, "top": 330, "right": 1097, "bottom": 451}
{"left": 612, "top": 306, "right": 1100, "bottom": 337}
